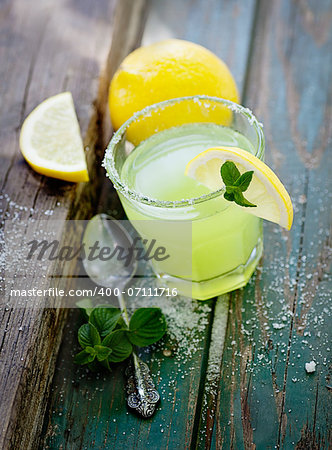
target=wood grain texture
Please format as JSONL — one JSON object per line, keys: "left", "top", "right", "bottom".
{"left": 0, "top": 0, "right": 119, "bottom": 448}
{"left": 27, "top": 0, "right": 332, "bottom": 448}
{"left": 42, "top": 299, "right": 214, "bottom": 449}
{"left": 141, "top": 0, "right": 257, "bottom": 97}
{"left": 206, "top": 0, "right": 332, "bottom": 448}
{"left": 41, "top": 0, "right": 257, "bottom": 448}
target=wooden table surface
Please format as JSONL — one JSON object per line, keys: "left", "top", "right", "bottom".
{"left": 1, "top": 0, "right": 331, "bottom": 449}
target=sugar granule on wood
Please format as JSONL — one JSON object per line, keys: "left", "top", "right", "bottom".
{"left": 305, "top": 361, "right": 316, "bottom": 373}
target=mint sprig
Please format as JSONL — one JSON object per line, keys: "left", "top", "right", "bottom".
{"left": 221, "top": 161, "right": 257, "bottom": 207}
{"left": 128, "top": 308, "right": 167, "bottom": 347}
{"left": 74, "top": 305, "right": 167, "bottom": 371}
{"left": 89, "top": 307, "right": 122, "bottom": 337}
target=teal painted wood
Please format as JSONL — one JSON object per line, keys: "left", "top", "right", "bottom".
{"left": 45, "top": 298, "right": 211, "bottom": 449}
{"left": 41, "top": 0, "right": 258, "bottom": 448}
{"left": 142, "top": 0, "right": 257, "bottom": 96}
{"left": 42, "top": 300, "right": 213, "bottom": 449}
{"left": 202, "top": 0, "right": 332, "bottom": 448}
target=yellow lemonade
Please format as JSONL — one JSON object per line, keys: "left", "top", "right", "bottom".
{"left": 119, "top": 123, "right": 263, "bottom": 299}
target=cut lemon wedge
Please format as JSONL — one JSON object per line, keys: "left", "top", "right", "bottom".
{"left": 185, "top": 146, "right": 293, "bottom": 230}
{"left": 20, "top": 92, "right": 89, "bottom": 182}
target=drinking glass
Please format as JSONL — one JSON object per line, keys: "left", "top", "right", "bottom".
{"left": 104, "top": 96, "right": 265, "bottom": 299}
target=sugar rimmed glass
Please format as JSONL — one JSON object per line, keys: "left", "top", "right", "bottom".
{"left": 104, "top": 95, "right": 265, "bottom": 299}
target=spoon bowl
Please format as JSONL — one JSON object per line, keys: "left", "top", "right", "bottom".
{"left": 81, "top": 213, "right": 160, "bottom": 418}
{"left": 82, "top": 213, "right": 137, "bottom": 290}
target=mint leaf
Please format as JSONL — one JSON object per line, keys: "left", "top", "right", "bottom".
{"left": 233, "top": 190, "right": 257, "bottom": 207}
{"left": 224, "top": 192, "right": 235, "bottom": 202}
{"left": 87, "top": 360, "right": 99, "bottom": 372}
{"left": 76, "top": 298, "right": 94, "bottom": 319}
{"left": 74, "top": 347, "right": 96, "bottom": 365}
{"left": 234, "top": 171, "right": 254, "bottom": 192}
{"left": 102, "top": 330, "right": 133, "bottom": 362}
{"left": 74, "top": 307, "right": 168, "bottom": 370}
{"left": 78, "top": 323, "right": 101, "bottom": 348}
{"left": 221, "top": 161, "right": 256, "bottom": 208}
{"left": 85, "top": 346, "right": 97, "bottom": 355}
{"left": 128, "top": 308, "right": 167, "bottom": 347}
{"left": 225, "top": 186, "right": 236, "bottom": 194}
{"left": 89, "top": 307, "right": 122, "bottom": 337}
{"left": 115, "top": 316, "right": 127, "bottom": 330}
{"left": 221, "top": 161, "right": 241, "bottom": 185}
{"left": 100, "top": 359, "right": 111, "bottom": 372}
{"left": 94, "top": 345, "right": 112, "bottom": 362}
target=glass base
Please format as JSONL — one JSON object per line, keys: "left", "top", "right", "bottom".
{"left": 156, "top": 238, "right": 263, "bottom": 300}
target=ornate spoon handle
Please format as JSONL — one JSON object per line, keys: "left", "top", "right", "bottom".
{"left": 125, "top": 354, "right": 160, "bottom": 418}
{"left": 117, "top": 293, "right": 160, "bottom": 418}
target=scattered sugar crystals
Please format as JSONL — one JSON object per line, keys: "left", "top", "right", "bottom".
{"left": 2, "top": 172, "right": 331, "bottom": 439}
{"left": 305, "top": 361, "right": 316, "bottom": 373}
{"left": 272, "top": 322, "right": 285, "bottom": 329}
{"left": 204, "top": 295, "right": 229, "bottom": 396}
{"left": 0, "top": 191, "right": 60, "bottom": 226}
{"left": 129, "top": 285, "right": 212, "bottom": 362}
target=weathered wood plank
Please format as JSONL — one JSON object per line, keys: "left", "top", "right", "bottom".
{"left": 42, "top": 298, "right": 214, "bottom": 449}
{"left": 204, "top": 0, "right": 332, "bottom": 448}
{"left": 41, "top": 0, "right": 257, "bottom": 448}
{"left": 141, "top": 0, "right": 257, "bottom": 97}
{"left": 0, "top": 0, "right": 120, "bottom": 448}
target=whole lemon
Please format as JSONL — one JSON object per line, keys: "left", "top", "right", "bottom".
{"left": 109, "top": 39, "right": 239, "bottom": 143}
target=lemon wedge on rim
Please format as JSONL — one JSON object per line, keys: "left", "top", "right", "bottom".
{"left": 185, "top": 146, "right": 293, "bottom": 230}
{"left": 20, "top": 92, "right": 89, "bottom": 182}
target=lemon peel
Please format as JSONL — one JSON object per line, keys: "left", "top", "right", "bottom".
{"left": 185, "top": 146, "right": 293, "bottom": 229}
{"left": 20, "top": 92, "right": 89, "bottom": 182}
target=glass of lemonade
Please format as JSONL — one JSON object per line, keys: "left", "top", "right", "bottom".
{"left": 104, "top": 96, "right": 265, "bottom": 300}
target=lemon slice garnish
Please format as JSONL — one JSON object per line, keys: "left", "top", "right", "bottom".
{"left": 20, "top": 92, "right": 89, "bottom": 182}
{"left": 185, "top": 146, "right": 293, "bottom": 230}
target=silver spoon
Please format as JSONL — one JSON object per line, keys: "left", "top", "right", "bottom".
{"left": 82, "top": 213, "right": 160, "bottom": 418}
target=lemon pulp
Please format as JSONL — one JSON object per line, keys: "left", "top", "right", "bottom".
{"left": 185, "top": 146, "right": 293, "bottom": 229}
{"left": 20, "top": 92, "right": 89, "bottom": 182}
